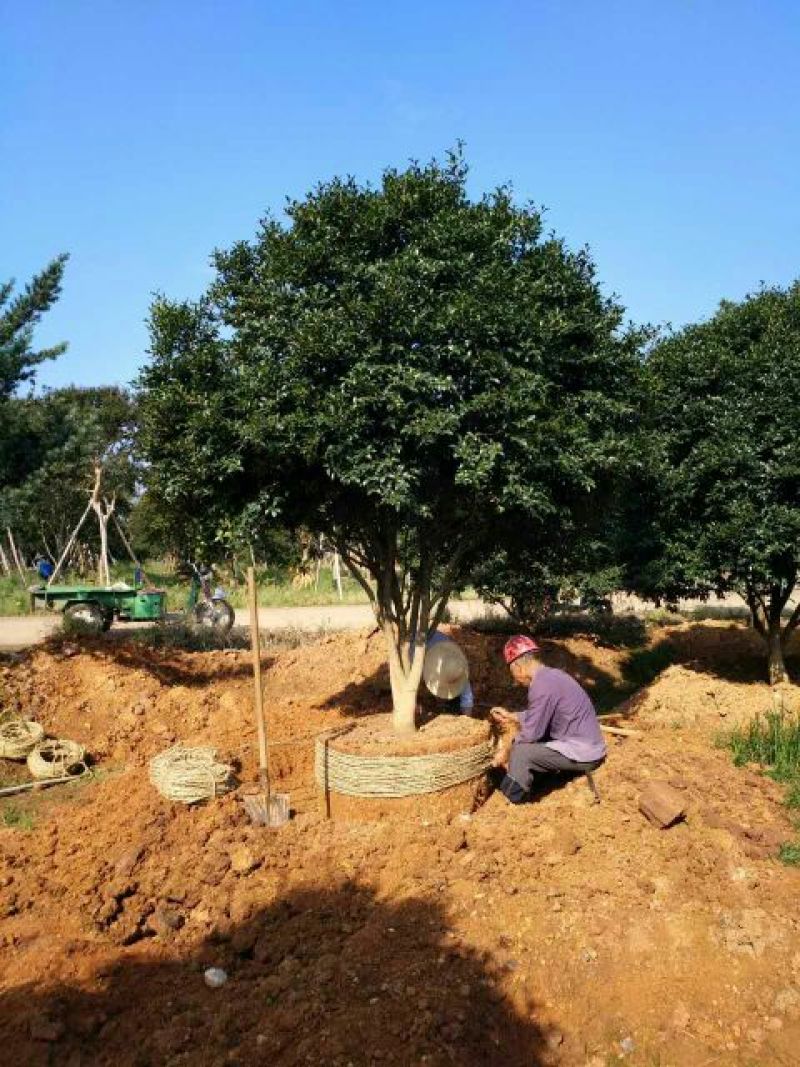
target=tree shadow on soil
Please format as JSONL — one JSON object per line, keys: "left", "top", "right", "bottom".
{"left": 316, "top": 625, "right": 630, "bottom": 717}
{"left": 315, "top": 623, "right": 799, "bottom": 730}
{"left": 0, "top": 881, "right": 553, "bottom": 1067}
{"left": 626, "top": 624, "right": 800, "bottom": 687}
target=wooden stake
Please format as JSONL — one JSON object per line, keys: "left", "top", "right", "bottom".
{"left": 600, "top": 724, "right": 643, "bottom": 739}
{"left": 48, "top": 501, "right": 93, "bottom": 586}
{"left": 6, "top": 529, "right": 27, "bottom": 584}
{"left": 247, "top": 566, "right": 270, "bottom": 802}
{"left": 0, "top": 541, "right": 9, "bottom": 576}
{"left": 333, "top": 550, "right": 343, "bottom": 600}
{"left": 112, "top": 514, "right": 143, "bottom": 569}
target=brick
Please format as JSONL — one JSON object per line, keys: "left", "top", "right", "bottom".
{"left": 639, "top": 781, "right": 686, "bottom": 828}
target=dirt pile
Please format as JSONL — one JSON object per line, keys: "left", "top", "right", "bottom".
{"left": 0, "top": 624, "right": 799, "bottom": 1066}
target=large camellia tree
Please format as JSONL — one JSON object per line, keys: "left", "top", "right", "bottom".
{"left": 640, "top": 283, "right": 800, "bottom": 684}
{"left": 138, "top": 152, "right": 641, "bottom": 732}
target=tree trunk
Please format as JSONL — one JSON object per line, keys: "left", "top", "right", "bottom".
{"left": 384, "top": 624, "right": 426, "bottom": 735}
{"left": 97, "top": 515, "right": 110, "bottom": 586}
{"left": 767, "top": 624, "right": 789, "bottom": 685}
{"left": 389, "top": 661, "right": 418, "bottom": 735}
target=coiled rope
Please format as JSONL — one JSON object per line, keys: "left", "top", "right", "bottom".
{"left": 149, "top": 744, "right": 234, "bottom": 805}
{"left": 27, "top": 738, "right": 86, "bottom": 779}
{"left": 315, "top": 730, "right": 493, "bottom": 798}
{"left": 0, "top": 716, "right": 45, "bottom": 760}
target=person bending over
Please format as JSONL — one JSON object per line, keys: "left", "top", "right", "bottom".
{"left": 488, "top": 635, "right": 606, "bottom": 804}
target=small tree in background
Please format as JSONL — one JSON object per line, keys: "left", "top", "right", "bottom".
{"left": 0, "top": 255, "right": 68, "bottom": 400}
{"left": 0, "top": 386, "right": 138, "bottom": 563}
{"left": 642, "top": 283, "right": 800, "bottom": 683}
{"left": 471, "top": 493, "right": 626, "bottom": 629}
{"left": 139, "top": 151, "right": 641, "bottom": 732}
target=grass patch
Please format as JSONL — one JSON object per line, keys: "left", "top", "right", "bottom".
{"left": 727, "top": 709, "right": 800, "bottom": 779}
{"left": 643, "top": 608, "right": 685, "bottom": 627}
{"left": 129, "top": 620, "right": 252, "bottom": 652}
{"left": 725, "top": 709, "right": 800, "bottom": 865}
{"left": 779, "top": 841, "right": 800, "bottom": 866}
{"left": 1, "top": 804, "right": 36, "bottom": 830}
{"left": 0, "top": 575, "right": 32, "bottom": 615}
{"left": 128, "top": 620, "right": 327, "bottom": 653}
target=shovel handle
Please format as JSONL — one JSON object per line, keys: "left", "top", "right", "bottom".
{"left": 247, "top": 567, "right": 270, "bottom": 803}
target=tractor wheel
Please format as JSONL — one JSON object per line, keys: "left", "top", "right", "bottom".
{"left": 64, "top": 601, "right": 105, "bottom": 634}
{"left": 193, "top": 599, "right": 235, "bottom": 634}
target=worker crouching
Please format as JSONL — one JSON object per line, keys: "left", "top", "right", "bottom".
{"left": 489, "top": 635, "right": 606, "bottom": 804}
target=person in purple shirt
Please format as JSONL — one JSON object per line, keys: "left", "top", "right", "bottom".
{"left": 488, "top": 634, "right": 606, "bottom": 804}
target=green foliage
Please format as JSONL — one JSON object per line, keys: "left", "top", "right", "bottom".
{"left": 633, "top": 283, "right": 800, "bottom": 681}
{"left": 0, "top": 254, "right": 68, "bottom": 399}
{"left": 137, "top": 150, "right": 642, "bottom": 726}
{"left": 0, "top": 386, "right": 137, "bottom": 562}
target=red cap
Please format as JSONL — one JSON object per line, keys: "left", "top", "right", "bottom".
{"left": 503, "top": 635, "right": 540, "bottom": 665}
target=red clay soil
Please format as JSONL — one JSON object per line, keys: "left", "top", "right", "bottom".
{"left": 0, "top": 622, "right": 799, "bottom": 1066}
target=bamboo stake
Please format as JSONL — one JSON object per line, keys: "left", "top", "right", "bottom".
{"left": 0, "top": 541, "right": 9, "bottom": 576}
{"left": 7, "top": 529, "right": 27, "bottom": 585}
{"left": 333, "top": 550, "right": 343, "bottom": 600}
{"left": 0, "top": 773, "right": 86, "bottom": 798}
{"left": 112, "top": 514, "right": 143, "bottom": 570}
{"left": 48, "top": 503, "right": 92, "bottom": 586}
{"left": 247, "top": 566, "right": 270, "bottom": 803}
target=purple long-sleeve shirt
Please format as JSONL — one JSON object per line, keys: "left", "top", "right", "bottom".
{"left": 515, "top": 666, "right": 606, "bottom": 763}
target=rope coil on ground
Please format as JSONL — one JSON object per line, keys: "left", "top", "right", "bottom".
{"left": 0, "top": 716, "right": 45, "bottom": 760}
{"left": 149, "top": 744, "right": 234, "bottom": 805}
{"left": 315, "top": 731, "right": 493, "bottom": 798}
{"left": 27, "top": 738, "right": 86, "bottom": 779}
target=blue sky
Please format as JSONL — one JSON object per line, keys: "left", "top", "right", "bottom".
{"left": 2, "top": 1, "right": 799, "bottom": 391}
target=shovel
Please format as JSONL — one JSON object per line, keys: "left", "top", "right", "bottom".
{"left": 242, "top": 565, "right": 289, "bottom": 828}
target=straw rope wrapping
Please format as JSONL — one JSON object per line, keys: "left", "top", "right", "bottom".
{"left": 0, "top": 716, "right": 45, "bottom": 760}
{"left": 315, "top": 731, "right": 493, "bottom": 798}
{"left": 27, "top": 738, "right": 86, "bottom": 779}
{"left": 149, "top": 744, "right": 233, "bottom": 805}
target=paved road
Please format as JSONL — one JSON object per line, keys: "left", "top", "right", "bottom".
{"left": 0, "top": 599, "right": 495, "bottom": 653}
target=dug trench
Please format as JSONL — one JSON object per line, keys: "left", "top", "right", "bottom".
{"left": 0, "top": 622, "right": 799, "bottom": 1066}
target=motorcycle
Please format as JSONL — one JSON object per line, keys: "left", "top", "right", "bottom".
{"left": 184, "top": 562, "right": 235, "bottom": 634}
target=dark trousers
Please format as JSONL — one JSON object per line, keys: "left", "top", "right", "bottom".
{"left": 494, "top": 742, "right": 605, "bottom": 804}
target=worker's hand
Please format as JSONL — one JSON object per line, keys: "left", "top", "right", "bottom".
{"left": 489, "top": 706, "right": 517, "bottom": 727}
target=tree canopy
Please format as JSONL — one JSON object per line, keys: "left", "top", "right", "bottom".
{"left": 639, "top": 282, "right": 800, "bottom": 682}
{"left": 139, "top": 151, "right": 642, "bottom": 730}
